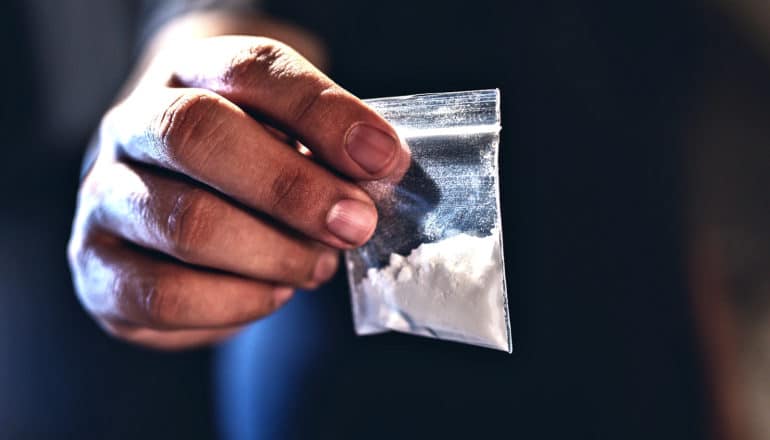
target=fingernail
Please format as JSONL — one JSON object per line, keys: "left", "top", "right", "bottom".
{"left": 313, "top": 252, "right": 339, "bottom": 283}
{"left": 345, "top": 123, "right": 398, "bottom": 174}
{"left": 326, "top": 199, "right": 377, "bottom": 245}
{"left": 274, "top": 287, "right": 294, "bottom": 305}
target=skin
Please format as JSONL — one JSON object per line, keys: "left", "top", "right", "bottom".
{"left": 68, "top": 12, "right": 410, "bottom": 350}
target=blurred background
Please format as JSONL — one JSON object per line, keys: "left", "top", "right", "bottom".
{"left": 1, "top": 0, "right": 770, "bottom": 439}
{"left": 0, "top": 1, "right": 217, "bottom": 438}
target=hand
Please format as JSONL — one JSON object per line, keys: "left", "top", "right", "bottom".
{"left": 67, "top": 34, "right": 408, "bottom": 350}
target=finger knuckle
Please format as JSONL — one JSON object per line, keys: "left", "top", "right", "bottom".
{"left": 268, "top": 166, "right": 311, "bottom": 215}
{"left": 225, "top": 38, "right": 292, "bottom": 86}
{"left": 276, "top": 253, "right": 316, "bottom": 284}
{"left": 287, "top": 83, "right": 333, "bottom": 126}
{"left": 166, "top": 189, "right": 215, "bottom": 261}
{"left": 225, "top": 38, "right": 332, "bottom": 124}
{"left": 250, "top": 37, "right": 291, "bottom": 64}
{"left": 156, "top": 91, "right": 222, "bottom": 170}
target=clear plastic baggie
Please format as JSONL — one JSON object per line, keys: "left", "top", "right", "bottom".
{"left": 346, "top": 89, "right": 511, "bottom": 352}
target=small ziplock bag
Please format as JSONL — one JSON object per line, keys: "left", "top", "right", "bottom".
{"left": 346, "top": 89, "right": 511, "bottom": 352}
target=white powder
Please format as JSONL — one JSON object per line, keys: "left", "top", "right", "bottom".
{"left": 355, "top": 231, "right": 510, "bottom": 351}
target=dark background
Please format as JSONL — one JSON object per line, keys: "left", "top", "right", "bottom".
{"left": 2, "top": 0, "right": 763, "bottom": 438}
{"left": 1, "top": 1, "right": 217, "bottom": 438}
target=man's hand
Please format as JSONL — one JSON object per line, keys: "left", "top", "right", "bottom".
{"left": 67, "top": 33, "right": 408, "bottom": 350}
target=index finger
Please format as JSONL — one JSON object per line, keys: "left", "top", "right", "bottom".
{"left": 168, "top": 36, "right": 410, "bottom": 181}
